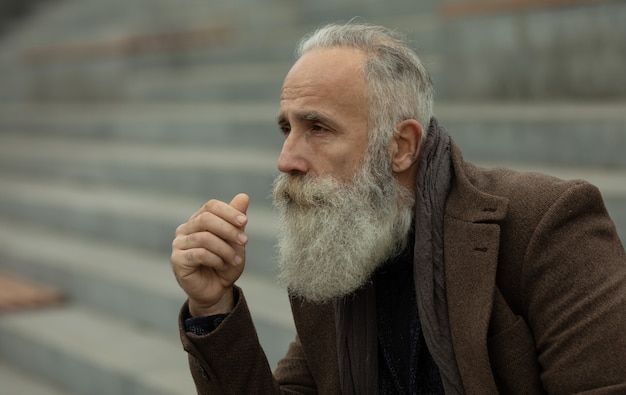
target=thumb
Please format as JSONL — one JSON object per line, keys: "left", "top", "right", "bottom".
{"left": 230, "top": 193, "right": 250, "bottom": 216}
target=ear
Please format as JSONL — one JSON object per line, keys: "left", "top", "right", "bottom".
{"left": 390, "top": 119, "right": 422, "bottom": 173}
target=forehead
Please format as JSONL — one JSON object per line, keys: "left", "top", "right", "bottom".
{"left": 283, "top": 47, "right": 366, "bottom": 87}
{"left": 279, "top": 47, "right": 368, "bottom": 118}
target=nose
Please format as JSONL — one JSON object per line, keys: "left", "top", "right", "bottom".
{"left": 277, "top": 131, "right": 308, "bottom": 174}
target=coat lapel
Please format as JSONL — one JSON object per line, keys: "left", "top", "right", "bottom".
{"left": 443, "top": 142, "right": 509, "bottom": 394}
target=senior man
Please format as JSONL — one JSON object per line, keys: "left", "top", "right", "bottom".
{"left": 171, "top": 22, "right": 626, "bottom": 394}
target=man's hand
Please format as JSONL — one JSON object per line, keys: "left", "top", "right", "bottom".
{"left": 171, "top": 193, "right": 250, "bottom": 317}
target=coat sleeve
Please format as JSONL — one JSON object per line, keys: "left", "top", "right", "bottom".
{"left": 521, "top": 181, "right": 626, "bottom": 394}
{"left": 178, "top": 286, "right": 317, "bottom": 394}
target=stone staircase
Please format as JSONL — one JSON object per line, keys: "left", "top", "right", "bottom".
{"left": 0, "top": 0, "right": 624, "bottom": 394}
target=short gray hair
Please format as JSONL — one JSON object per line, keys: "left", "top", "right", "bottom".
{"left": 296, "top": 22, "right": 435, "bottom": 147}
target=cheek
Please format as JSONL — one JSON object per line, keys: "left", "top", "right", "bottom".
{"left": 331, "top": 148, "right": 367, "bottom": 181}
{"left": 315, "top": 128, "right": 369, "bottom": 180}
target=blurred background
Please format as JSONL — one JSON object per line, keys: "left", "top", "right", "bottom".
{"left": 0, "top": 0, "right": 624, "bottom": 393}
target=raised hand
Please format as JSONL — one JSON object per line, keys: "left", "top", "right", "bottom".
{"left": 171, "top": 193, "right": 250, "bottom": 317}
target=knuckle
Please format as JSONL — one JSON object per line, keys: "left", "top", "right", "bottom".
{"left": 196, "top": 211, "right": 212, "bottom": 225}
{"left": 170, "top": 250, "right": 183, "bottom": 268}
{"left": 184, "top": 249, "right": 198, "bottom": 264}
{"left": 184, "top": 248, "right": 217, "bottom": 266}
{"left": 175, "top": 223, "right": 186, "bottom": 236}
{"left": 204, "top": 199, "right": 220, "bottom": 212}
{"left": 172, "top": 234, "right": 184, "bottom": 249}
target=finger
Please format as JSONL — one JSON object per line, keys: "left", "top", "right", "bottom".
{"left": 188, "top": 199, "right": 223, "bottom": 221}
{"left": 189, "top": 193, "right": 249, "bottom": 226}
{"left": 229, "top": 193, "right": 250, "bottom": 219}
{"left": 176, "top": 211, "right": 248, "bottom": 247}
{"left": 171, "top": 247, "right": 242, "bottom": 284}
{"left": 180, "top": 198, "right": 248, "bottom": 235}
{"left": 172, "top": 247, "right": 225, "bottom": 275}
{"left": 170, "top": 249, "right": 241, "bottom": 304}
{"left": 173, "top": 232, "right": 241, "bottom": 265}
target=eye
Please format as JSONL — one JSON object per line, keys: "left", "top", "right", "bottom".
{"left": 279, "top": 124, "right": 291, "bottom": 136}
{"left": 311, "top": 124, "right": 329, "bottom": 134}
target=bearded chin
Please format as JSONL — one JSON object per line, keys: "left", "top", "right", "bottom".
{"left": 272, "top": 162, "right": 414, "bottom": 303}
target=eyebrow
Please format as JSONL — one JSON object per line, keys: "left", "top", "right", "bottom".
{"left": 276, "top": 110, "right": 338, "bottom": 129}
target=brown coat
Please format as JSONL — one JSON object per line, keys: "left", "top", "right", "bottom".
{"left": 180, "top": 141, "right": 626, "bottom": 394}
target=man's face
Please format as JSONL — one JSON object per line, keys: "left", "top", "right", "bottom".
{"left": 272, "top": 47, "right": 415, "bottom": 302}
{"left": 276, "top": 47, "right": 370, "bottom": 181}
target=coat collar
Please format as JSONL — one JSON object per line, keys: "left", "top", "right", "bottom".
{"left": 445, "top": 140, "right": 509, "bottom": 224}
{"left": 443, "top": 140, "right": 509, "bottom": 394}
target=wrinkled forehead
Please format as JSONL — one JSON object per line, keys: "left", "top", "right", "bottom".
{"left": 282, "top": 47, "right": 367, "bottom": 92}
{"left": 279, "top": 47, "right": 370, "bottom": 122}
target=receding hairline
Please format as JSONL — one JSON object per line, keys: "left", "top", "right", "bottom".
{"left": 295, "top": 21, "right": 408, "bottom": 55}
{"left": 293, "top": 21, "right": 435, "bottom": 144}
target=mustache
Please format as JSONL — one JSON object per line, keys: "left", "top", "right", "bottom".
{"left": 272, "top": 173, "right": 341, "bottom": 208}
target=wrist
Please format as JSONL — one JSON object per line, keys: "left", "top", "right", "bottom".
{"left": 189, "top": 288, "right": 235, "bottom": 317}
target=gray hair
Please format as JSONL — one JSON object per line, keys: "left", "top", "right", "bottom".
{"left": 296, "top": 22, "right": 435, "bottom": 149}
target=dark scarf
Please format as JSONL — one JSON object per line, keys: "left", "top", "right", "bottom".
{"left": 334, "top": 118, "right": 464, "bottom": 394}
{"left": 375, "top": 235, "right": 444, "bottom": 394}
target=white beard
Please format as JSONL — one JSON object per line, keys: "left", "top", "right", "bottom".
{"left": 272, "top": 156, "right": 414, "bottom": 303}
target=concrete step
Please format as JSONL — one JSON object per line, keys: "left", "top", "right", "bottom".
{"left": 0, "top": 159, "right": 622, "bottom": 260}
{"left": 0, "top": 177, "right": 278, "bottom": 276}
{"left": 0, "top": 360, "right": 72, "bottom": 395}
{"left": 2, "top": 0, "right": 293, "bottom": 46}
{"left": 0, "top": 134, "right": 280, "bottom": 203}
{"left": 0, "top": 3, "right": 445, "bottom": 101}
{"left": 437, "top": 101, "right": 626, "bottom": 167}
{"left": 3, "top": 3, "right": 441, "bottom": 55}
{"left": 0, "top": 101, "right": 624, "bottom": 166}
{"left": 125, "top": 61, "right": 291, "bottom": 102}
{"left": 0, "top": 102, "right": 282, "bottom": 148}
{"left": 439, "top": 2, "right": 626, "bottom": 100}
{"left": 0, "top": 32, "right": 440, "bottom": 103}
{"left": 124, "top": 54, "right": 442, "bottom": 103}
{"left": 0, "top": 304, "right": 196, "bottom": 395}
{"left": 4, "top": 129, "right": 625, "bottom": 212}
{"left": 0, "top": 219, "right": 295, "bottom": 368}
{"left": 294, "top": 0, "right": 438, "bottom": 25}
